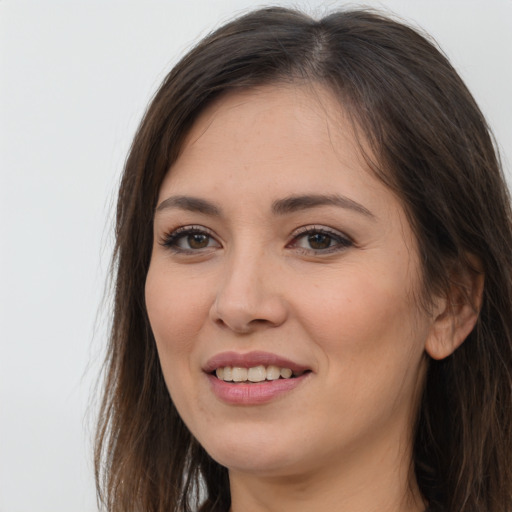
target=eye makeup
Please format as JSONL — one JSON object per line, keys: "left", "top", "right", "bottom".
{"left": 159, "top": 223, "right": 354, "bottom": 257}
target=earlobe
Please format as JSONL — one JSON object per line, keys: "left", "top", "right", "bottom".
{"left": 425, "top": 260, "right": 485, "bottom": 361}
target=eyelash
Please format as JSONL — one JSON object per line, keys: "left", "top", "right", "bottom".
{"left": 160, "top": 225, "right": 353, "bottom": 255}
{"left": 287, "top": 226, "right": 353, "bottom": 254}
{"left": 160, "top": 225, "right": 219, "bottom": 254}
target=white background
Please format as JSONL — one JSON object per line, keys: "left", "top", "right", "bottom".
{"left": 1, "top": 1, "right": 511, "bottom": 511}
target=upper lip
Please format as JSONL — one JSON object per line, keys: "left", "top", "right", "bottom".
{"left": 203, "top": 351, "right": 310, "bottom": 374}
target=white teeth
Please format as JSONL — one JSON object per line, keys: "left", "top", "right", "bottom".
{"left": 248, "top": 365, "right": 267, "bottom": 382}
{"left": 215, "top": 365, "right": 301, "bottom": 382}
{"left": 266, "top": 365, "right": 281, "bottom": 380}
{"left": 223, "top": 366, "right": 233, "bottom": 381}
{"left": 232, "top": 367, "right": 248, "bottom": 382}
{"left": 280, "top": 368, "right": 292, "bottom": 379}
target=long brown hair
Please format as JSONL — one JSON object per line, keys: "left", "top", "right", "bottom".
{"left": 95, "top": 7, "right": 512, "bottom": 512}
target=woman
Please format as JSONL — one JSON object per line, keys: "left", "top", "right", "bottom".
{"left": 95, "top": 7, "right": 512, "bottom": 512}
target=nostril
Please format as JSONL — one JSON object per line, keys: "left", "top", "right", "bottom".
{"left": 210, "top": 290, "right": 288, "bottom": 332}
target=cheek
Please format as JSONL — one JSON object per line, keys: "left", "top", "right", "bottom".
{"left": 301, "top": 281, "right": 428, "bottom": 441}
{"left": 145, "top": 263, "right": 211, "bottom": 408}
{"left": 301, "top": 265, "right": 417, "bottom": 340}
{"left": 296, "top": 260, "right": 427, "bottom": 387}
{"left": 145, "top": 262, "right": 213, "bottom": 353}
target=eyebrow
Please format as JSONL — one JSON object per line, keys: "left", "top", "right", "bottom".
{"left": 271, "top": 194, "right": 375, "bottom": 218}
{"left": 155, "top": 195, "right": 221, "bottom": 216}
{"left": 155, "top": 193, "right": 375, "bottom": 219}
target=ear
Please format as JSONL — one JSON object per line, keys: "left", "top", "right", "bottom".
{"left": 425, "top": 257, "right": 484, "bottom": 360}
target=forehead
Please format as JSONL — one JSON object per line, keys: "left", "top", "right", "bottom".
{"left": 182, "top": 83, "right": 344, "bottom": 151}
{"left": 160, "top": 84, "right": 385, "bottom": 202}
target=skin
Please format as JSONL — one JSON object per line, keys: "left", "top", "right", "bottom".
{"left": 145, "top": 84, "right": 477, "bottom": 512}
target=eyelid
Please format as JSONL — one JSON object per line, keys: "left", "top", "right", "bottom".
{"left": 159, "top": 224, "right": 221, "bottom": 253}
{"left": 287, "top": 225, "right": 354, "bottom": 253}
{"left": 290, "top": 224, "right": 352, "bottom": 240}
{"left": 158, "top": 223, "right": 353, "bottom": 256}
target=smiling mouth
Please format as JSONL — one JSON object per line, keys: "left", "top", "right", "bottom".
{"left": 213, "top": 365, "right": 309, "bottom": 383}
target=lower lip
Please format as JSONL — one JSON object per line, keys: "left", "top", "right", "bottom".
{"left": 207, "top": 373, "right": 310, "bottom": 405}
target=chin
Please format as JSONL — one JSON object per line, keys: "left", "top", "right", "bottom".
{"left": 212, "top": 449, "right": 303, "bottom": 477}
{"left": 197, "top": 425, "right": 307, "bottom": 476}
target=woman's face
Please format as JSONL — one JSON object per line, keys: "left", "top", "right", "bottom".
{"left": 145, "top": 85, "right": 438, "bottom": 479}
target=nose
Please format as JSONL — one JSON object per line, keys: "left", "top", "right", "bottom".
{"left": 209, "top": 250, "right": 288, "bottom": 334}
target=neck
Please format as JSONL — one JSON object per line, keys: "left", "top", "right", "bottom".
{"left": 228, "top": 435, "right": 426, "bottom": 512}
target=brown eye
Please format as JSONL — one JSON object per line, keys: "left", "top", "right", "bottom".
{"left": 290, "top": 227, "right": 353, "bottom": 254}
{"left": 307, "top": 233, "right": 332, "bottom": 250}
{"left": 161, "top": 226, "right": 220, "bottom": 252}
{"left": 187, "top": 233, "right": 210, "bottom": 249}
